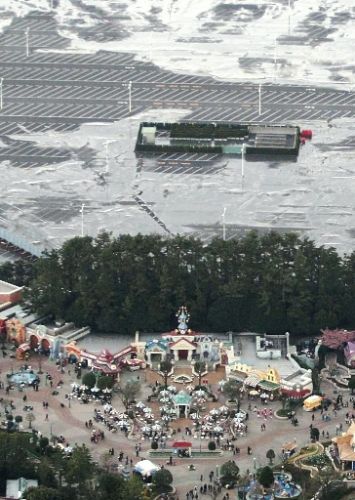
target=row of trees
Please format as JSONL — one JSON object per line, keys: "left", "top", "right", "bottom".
{"left": 3, "top": 231, "right": 355, "bottom": 335}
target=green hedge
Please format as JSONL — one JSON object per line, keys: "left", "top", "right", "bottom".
{"left": 170, "top": 122, "right": 248, "bottom": 139}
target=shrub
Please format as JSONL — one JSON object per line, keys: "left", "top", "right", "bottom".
{"left": 208, "top": 441, "right": 216, "bottom": 451}
{"left": 15, "top": 415, "right": 23, "bottom": 423}
{"left": 151, "top": 441, "right": 158, "bottom": 450}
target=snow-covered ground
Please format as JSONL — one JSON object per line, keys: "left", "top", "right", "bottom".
{"left": 1, "top": 1, "right": 354, "bottom": 86}
{"left": 2, "top": 111, "right": 355, "bottom": 254}
{"left": 1, "top": 1, "right": 355, "bottom": 255}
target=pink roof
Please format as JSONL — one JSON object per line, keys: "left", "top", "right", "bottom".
{"left": 321, "top": 328, "right": 355, "bottom": 349}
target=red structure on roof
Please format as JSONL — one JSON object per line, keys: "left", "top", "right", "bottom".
{"left": 172, "top": 441, "right": 192, "bottom": 448}
{"left": 321, "top": 328, "right": 355, "bottom": 349}
{"left": 280, "top": 388, "right": 311, "bottom": 399}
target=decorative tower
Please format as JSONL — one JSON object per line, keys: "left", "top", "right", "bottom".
{"left": 176, "top": 306, "right": 190, "bottom": 335}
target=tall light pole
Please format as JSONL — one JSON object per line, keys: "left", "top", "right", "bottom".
{"left": 25, "top": 28, "right": 30, "bottom": 58}
{"left": 128, "top": 80, "right": 132, "bottom": 113}
{"left": 0, "top": 78, "right": 3, "bottom": 111}
{"left": 104, "top": 141, "right": 109, "bottom": 174}
{"left": 80, "top": 203, "right": 85, "bottom": 237}
{"left": 258, "top": 83, "right": 262, "bottom": 116}
{"left": 241, "top": 143, "right": 245, "bottom": 179}
{"left": 273, "top": 36, "right": 277, "bottom": 81}
{"left": 221, "top": 207, "right": 226, "bottom": 241}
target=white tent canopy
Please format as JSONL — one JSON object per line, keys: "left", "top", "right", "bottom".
{"left": 133, "top": 460, "right": 160, "bottom": 477}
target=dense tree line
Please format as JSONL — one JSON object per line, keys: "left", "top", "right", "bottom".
{"left": 5, "top": 231, "right": 355, "bottom": 336}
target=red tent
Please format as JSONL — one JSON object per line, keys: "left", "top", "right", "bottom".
{"left": 172, "top": 441, "right": 192, "bottom": 448}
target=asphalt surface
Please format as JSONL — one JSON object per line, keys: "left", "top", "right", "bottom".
{"left": 0, "top": 12, "right": 355, "bottom": 147}
{"left": 1, "top": 11, "right": 355, "bottom": 253}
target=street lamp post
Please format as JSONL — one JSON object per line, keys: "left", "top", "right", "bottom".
{"left": 80, "top": 203, "right": 85, "bottom": 237}
{"left": 241, "top": 143, "right": 245, "bottom": 179}
{"left": 273, "top": 37, "right": 277, "bottom": 81}
{"left": 128, "top": 80, "right": 132, "bottom": 113}
{"left": 25, "top": 28, "right": 30, "bottom": 58}
{"left": 0, "top": 78, "right": 3, "bottom": 111}
{"left": 221, "top": 207, "right": 226, "bottom": 241}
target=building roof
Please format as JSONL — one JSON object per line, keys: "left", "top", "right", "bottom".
{"left": 170, "top": 337, "right": 197, "bottom": 349}
{"left": 244, "top": 374, "right": 261, "bottom": 388}
{"left": 321, "top": 328, "right": 355, "bottom": 349}
{"left": 173, "top": 391, "right": 192, "bottom": 405}
{"left": 249, "top": 125, "right": 298, "bottom": 136}
{"left": 258, "top": 380, "right": 280, "bottom": 391}
{"left": 146, "top": 339, "right": 168, "bottom": 351}
{"left": 280, "top": 388, "right": 311, "bottom": 399}
{"left": 345, "top": 341, "right": 355, "bottom": 357}
{"left": 6, "top": 478, "right": 38, "bottom": 499}
{"left": 0, "top": 279, "right": 22, "bottom": 294}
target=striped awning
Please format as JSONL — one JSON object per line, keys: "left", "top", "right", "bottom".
{"left": 244, "top": 374, "right": 261, "bottom": 388}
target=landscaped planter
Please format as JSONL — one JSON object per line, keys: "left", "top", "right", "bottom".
{"left": 274, "top": 409, "right": 289, "bottom": 420}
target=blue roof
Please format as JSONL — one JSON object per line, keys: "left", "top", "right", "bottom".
{"left": 145, "top": 339, "right": 169, "bottom": 351}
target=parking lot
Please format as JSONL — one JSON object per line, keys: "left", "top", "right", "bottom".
{"left": 1, "top": 11, "right": 355, "bottom": 254}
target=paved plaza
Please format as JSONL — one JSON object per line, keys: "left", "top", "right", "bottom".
{"left": 0, "top": 352, "right": 351, "bottom": 499}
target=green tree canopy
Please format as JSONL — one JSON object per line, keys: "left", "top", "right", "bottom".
{"left": 266, "top": 449, "right": 275, "bottom": 465}
{"left": 23, "top": 231, "right": 355, "bottom": 336}
{"left": 118, "top": 381, "right": 140, "bottom": 409}
{"left": 24, "top": 486, "right": 64, "bottom": 500}
{"left": 81, "top": 372, "right": 96, "bottom": 389}
{"left": 223, "top": 379, "right": 241, "bottom": 402}
{"left": 159, "top": 360, "right": 173, "bottom": 388}
{"left": 152, "top": 468, "right": 173, "bottom": 494}
{"left": 220, "top": 460, "right": 240, "bottom": 483}
{"left": 257, "top": 466, "right": 274, "bottom": 488}
{"left": 96, "top": 376, "right": 114, "bottom": 391}
{"left": 194, "top": 360, "right": 206, "bottom": 386}
{"left": 64, "top": 444, "right": 94, "bottom": 491}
